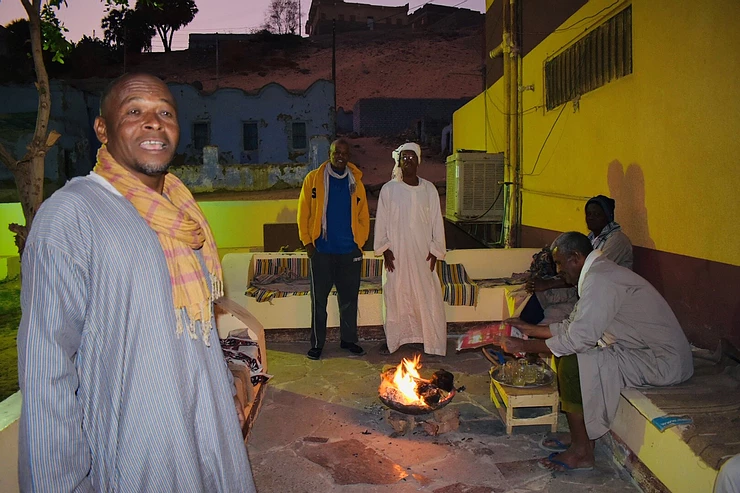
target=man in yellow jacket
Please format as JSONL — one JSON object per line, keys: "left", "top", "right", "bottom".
{"left": 298, "top": 139, "right": 370, "bottom": 360}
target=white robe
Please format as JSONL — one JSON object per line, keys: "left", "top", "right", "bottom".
{"left": 374, "top": 178, "right": 447, "bottom": 355}
{"left": 546, "top": 253, "right": 694, "bottom": 439}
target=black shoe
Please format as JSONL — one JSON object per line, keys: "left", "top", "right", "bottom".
{"left": 307, "top": 347, "right": 322, "bottom": 360}
{"left": 340, "top": 341, "right": 366, "bottom": 356}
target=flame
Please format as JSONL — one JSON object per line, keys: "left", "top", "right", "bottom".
{"left": 380, "top": 354, "right": 424, "bottom": 405}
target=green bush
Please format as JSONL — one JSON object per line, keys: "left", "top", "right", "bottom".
{"left": 0, "top": 277, "right": 20, "bottom": 402}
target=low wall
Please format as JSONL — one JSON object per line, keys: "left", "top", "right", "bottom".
{"left": 0, "top": 198, "right": 300, "bottom": 276}
{"left": 169, "top": 147, "right": 309, "bottom": 194}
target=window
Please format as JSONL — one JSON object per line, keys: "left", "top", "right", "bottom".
{"left": 291, "top": 122, "right": 307, "bottom": 150}
{"left": 545, "top": 6, "right": 632, "bottom": 111}
{"left": 367, "top": 16, "right": 374, "bottom": 30}
{"left": 243, "top": 122, "right": 258, "bottom": 151}
{"left": 350, "top": 15, "right": 356, "bottom": 22}
{"left": 192, "top": 122, "right": 210, "bottom": 150}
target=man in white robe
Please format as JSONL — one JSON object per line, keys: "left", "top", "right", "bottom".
{"left": 374, "top": 143, "right": 447, "bottom": 356}
{"left": 502, "top": 232, "right": 693, "bottom": 472}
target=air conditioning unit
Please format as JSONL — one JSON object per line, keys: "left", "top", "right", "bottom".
{"left": 445, "top": 152, "right": 505, "bottom": 222}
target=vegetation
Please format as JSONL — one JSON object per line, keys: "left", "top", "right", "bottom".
{"left": 263, "top": 0, "right": 300, "bottom": 35}
{"left": 101, "top": 6, "right": 156, "bottom": 54}
{"left": 135, "top": 0, "right": 198, "bottom": 52}
{"left": 0, "top": 0, "right": 178, "bottom": 255}
{"left": 0, "top": 277, "right": 21, "bottom": 402}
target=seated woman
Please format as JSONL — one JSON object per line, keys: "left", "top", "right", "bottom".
{"left": 520, "top": 195, "right": 633, "bottom": 325}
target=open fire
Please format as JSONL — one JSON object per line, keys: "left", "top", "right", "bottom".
{"left": 378, "top": 355, "right": 457, "bottom": 415}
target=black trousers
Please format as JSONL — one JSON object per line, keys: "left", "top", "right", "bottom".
{"left": 309, "top": 249, "right": 363, "bottom": 349}
{"left": 519, "top": 294, "right": 545, "bottom": 324}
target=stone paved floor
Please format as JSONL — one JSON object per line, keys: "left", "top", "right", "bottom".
{"left": 247, "top": 340, "right": 640, "bottom": 492}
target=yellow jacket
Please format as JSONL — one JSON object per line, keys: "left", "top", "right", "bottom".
{"left": 298, "top": 161, "right": 370, "bottom": 249}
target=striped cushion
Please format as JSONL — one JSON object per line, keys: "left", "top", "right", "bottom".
{"left": 253, "top": 257, "right": 309, "bottom": 277}
{"left": 436, "top": 260, "right": 478, "bottom": 307}
{"left": 246, "top": 257, "right": 383, "bottom": 302}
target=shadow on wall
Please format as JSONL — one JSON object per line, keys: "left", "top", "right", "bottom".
{"left": 607, "top": 160, "right": 656, "bottom": 250}
{"left": 607, "top": 160, "right": 663, "bottom": 292}
{"left": 276, "top": 206, "right": 297, "bottom": 223}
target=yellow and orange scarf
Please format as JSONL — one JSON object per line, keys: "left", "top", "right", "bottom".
{"left": 94, "top": 146, "right": 223, "bottom": 346}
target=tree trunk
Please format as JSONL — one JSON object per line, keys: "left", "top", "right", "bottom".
{"left": 5, "top": 0, "right": 60, "bottom": 255}
{"left": 9, "top": 155, "right": 45, "bottom": 253}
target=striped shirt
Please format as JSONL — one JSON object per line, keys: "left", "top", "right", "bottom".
{"left": 17, "top": 176, "right": 256, "bottom": 492}
{"left": 588, "top": 221, "right": 634, "bottom": 270}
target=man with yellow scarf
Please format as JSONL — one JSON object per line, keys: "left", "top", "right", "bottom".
{"left": 17, "top": 73, "right": 256, "bottom": 491}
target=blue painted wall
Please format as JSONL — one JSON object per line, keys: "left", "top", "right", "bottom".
{"left": 0, "top": 79, "right": 335, "bottom": 184}
{"left": 0, "top": 81, "right": 100, "bottom": 183}
{"left": 169, "top": 80, "right": 335, "bottom": 165}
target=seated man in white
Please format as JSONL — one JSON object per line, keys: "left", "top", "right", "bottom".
{"left": 503, "top": 232, "right": 692, "bottom": 472}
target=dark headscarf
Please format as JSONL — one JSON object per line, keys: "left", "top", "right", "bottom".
{"left": 586, "top": 195, "right": 615, "bottom": 223}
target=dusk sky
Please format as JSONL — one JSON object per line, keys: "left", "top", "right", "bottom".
{"left": 0, "top": 0, "right": 485, "bottom": 51}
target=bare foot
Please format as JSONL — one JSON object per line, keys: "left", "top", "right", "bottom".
{"left": 539, "top": 448, "right": 594, "bottom": 472}
{"left": 540, "top": 433, "right": 572, "bottom": 451}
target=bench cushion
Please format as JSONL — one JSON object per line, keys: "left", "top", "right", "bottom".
{"left": 436, "top": 260, "right": 478, "bottom": 306}
{"left": 246, "top": 257, "right": 382, "bottom": 302}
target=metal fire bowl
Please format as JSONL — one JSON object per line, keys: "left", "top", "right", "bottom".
{"left": 379, "top": 388, "right": 457, "bottom": 416}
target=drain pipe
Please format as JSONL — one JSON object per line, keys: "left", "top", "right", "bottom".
{"left": 489, "top": 0, "right": 519, "bottom": 248}
{"left": 509, "top": 0, "right": 521, "bottom": 248}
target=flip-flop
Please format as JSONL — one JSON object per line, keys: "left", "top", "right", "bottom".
{"left": 538, "top": 436, "right": 570, "bottom": 452}
{"left": 537, "top": 452, "right": 594, "bottom": 472}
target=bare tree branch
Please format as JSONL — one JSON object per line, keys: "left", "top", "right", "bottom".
{"left": 0, "top": 142, "right": 18, "bottom": 171}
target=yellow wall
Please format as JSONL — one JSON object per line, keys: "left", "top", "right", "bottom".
{"left": 454, "top": 0, "right": 740, "bottom": 266}
{"left": 451, "top": 92, "right": 489, "bottom": 152}
{"left": 198, "top": 199, "right": 298, "bottom": 251}
{"left": 0, "top": 199, "right": 299, "bottom": 259}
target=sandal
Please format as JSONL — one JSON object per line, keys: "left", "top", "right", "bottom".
{"left": 538, "top": 435, "right": 570, "bottom": 452}
{"left": 538, "top": 452, "right": 594, "bottom": 472}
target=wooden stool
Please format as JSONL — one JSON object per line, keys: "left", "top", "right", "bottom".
{"left": 489, "top": 367, "right": 559, "bottom": 435}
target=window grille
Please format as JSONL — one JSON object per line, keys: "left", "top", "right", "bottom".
{"left": 243, "top": 122, "right": 258, "bottom": 151}
{"left": 192, "top": 122, "right": 210, "bottom": 150}
{"left": 545, "top": 6, "right": 632, "bottom": 111}
{"left": 292, "top": 122, "right": 307, "bottom": 150}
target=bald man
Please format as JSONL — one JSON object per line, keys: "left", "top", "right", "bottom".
{"left": 17, "top": 73, "right": 256, "bottom": 491}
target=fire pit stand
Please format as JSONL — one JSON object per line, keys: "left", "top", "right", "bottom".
{"left": 384, "top": 406, "right": 460, "bottom": 437}
{"left": 378, "top": 361, "right": 462, "bottom": 436}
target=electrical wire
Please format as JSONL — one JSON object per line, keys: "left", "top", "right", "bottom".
{"left": 524, "top": 101, "right": 567, "bottom": 176}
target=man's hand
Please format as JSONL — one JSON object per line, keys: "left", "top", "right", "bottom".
{"left": 504, "top": 317, "right": 552, "bottom": 339}
{"left": 504, "top": 317, "right": 524, "bottom": 327}
{"left": 501, "top": 336, "right": 526, "bottom": 355}
{"left": 234, "top": 396, "right": 246, "bottom": 430}
{"left": 383, "top": 250, "right": 395, "bottom": 272}
{"left": 305, "top": 243, "right": 316, "bottom": 258}
{"left": 526, "top": 276, "right": 568, "bottom": 293}
{"left": 426, "top": 252, "right": 437, "bottom": 272}
{"left": 525, "top": 277, "right": 549, "bottom": 293}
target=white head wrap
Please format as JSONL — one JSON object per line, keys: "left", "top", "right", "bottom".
{"left": 391, "top": 142, "right": 422, "bottom": 182}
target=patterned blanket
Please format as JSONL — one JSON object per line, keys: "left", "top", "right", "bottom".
{"left": 246, "top": 257, "right": 383, "bottom": 303}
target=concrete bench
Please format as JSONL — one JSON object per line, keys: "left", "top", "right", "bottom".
{"left": 222, "top": 248, "right": 540, "bottom": 330}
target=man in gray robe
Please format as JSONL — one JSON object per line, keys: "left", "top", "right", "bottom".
{"left": 502, "top": 232, "right": 693, "bottom": 472}
{"left": 17, "top": 73, "right": 256, "bottom": 491}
